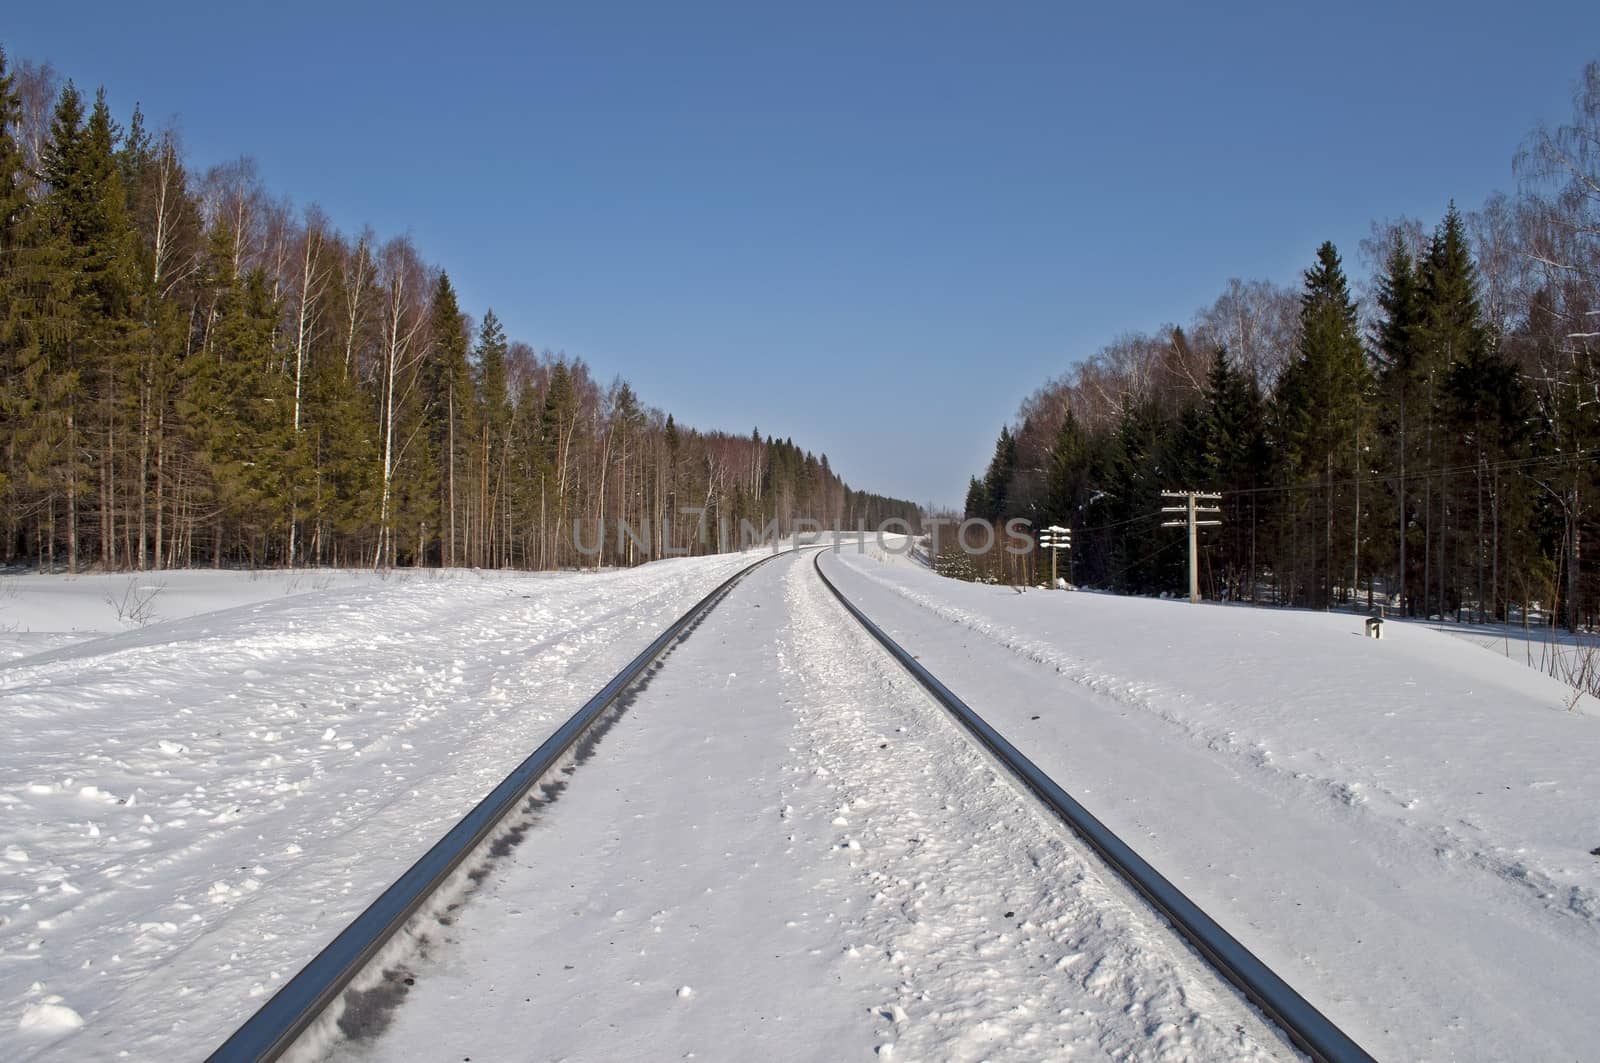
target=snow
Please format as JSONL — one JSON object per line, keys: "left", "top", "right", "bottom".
{"left": 0, "top": 569, "right": 391, "bottom": 660}
{"left": 0, "top": 557, "right": 758, "bottom": 1061}
{"left": 6, "top": 540, "right": 1594, "bottom": 1061}
{"left": 820, "top": 540, "right": 1600, "bottom": 1061}
{"left": 17, "top": 1000, "right": 84, "bottom": 1037}
{"left": 1434, "top": 620, "right": 1600, "bottom": 717}
{"left": 332, "top": 553, "right": 1290, "bottom": 1062}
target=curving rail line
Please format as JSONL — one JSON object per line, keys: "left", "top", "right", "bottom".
{"left": 812, "top": 549, "right": 1376, "bottom": 1063}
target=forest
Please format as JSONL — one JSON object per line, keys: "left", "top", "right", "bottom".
{"left": 0, "top": 46, "right": 921, "bottom": 573}
{"left": 965, "top": 60, "right": 1600, "bottom": 631}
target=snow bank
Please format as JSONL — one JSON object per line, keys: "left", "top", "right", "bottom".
{"left": 0, "top": 557, "right": 754, "bottom": 1060}
{"left": 823, "top": 543, "right": 1600, "bottom": 1061}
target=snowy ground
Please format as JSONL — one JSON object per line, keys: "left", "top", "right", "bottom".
{"left": 0, "top": 557, "right": 758, "bottom": 1060}
{"left": 0, "top": 569, "right": 396, "bottom": 659}
{"left": 1431, "top": 620, "right": 1600, "bottom": 713}
{"left": 333, "top": 552, "right": 1290, "bottom": 1063}
{"left": 6, "top": 545, "right": 1597, "bottom": 1062}
{"left": 824, "top": 541, "right": 1600, "bottom": 1061}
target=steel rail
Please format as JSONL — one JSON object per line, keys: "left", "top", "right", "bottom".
{"left": 812, "top": 550, "right": 1376, "bottom": 1063}
{"left": 207, "top": 546, "right": 807, "bottom": 1062}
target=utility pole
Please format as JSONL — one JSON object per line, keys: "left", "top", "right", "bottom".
{"left": 1039, "top": 525, "right": 1071, "bottom": 588}
{"left": 1161, "top": 491, "right": 1222, "bottom": 603}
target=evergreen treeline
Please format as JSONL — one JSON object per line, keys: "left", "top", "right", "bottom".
{"left": 0, "top": 48, "right": 919, "bottom": 572}
{"left": 967, "top": 61, "right": 1600, "bottom": 629}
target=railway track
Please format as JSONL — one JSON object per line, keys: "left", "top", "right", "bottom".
{"left": 207, "top": 545, "right": 1374, "bottom": 1063}
{"left": 204, "top": 547, "right": 801, "bottom": 1062}
{"left": 811, "top": 551, "right": 1375, "bottom": 1063}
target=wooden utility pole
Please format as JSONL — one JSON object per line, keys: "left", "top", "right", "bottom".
{"left": 1040, "top": 525, "right": 1071, "bottom": 588}
{"left": 1161, "top": 491, "right": 1222, "bottom": 603}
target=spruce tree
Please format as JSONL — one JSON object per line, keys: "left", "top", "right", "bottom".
{"left": 1200, "top": 347, "right": 1268, "bottom": 599}
{"left": 0, "top": 47, "right": 23, "bottom": 241}
{"left": 1417, "top": 206, "right": 1488, "bottom": 617}
{"left": 182, "top": 223, "right": 295, "bottom": 562}
{"left": 1275, "top": 242, "right": 1370, "bottom": 607}
{"left": 424, "top": 273, "right": 474, "bottom": 565}
{"left": 22, "top": 83, "right": 95, "bottom": 570}
{"left": 1045, "top": 407, "right": 1090, "bottom": 526}
{"left": 474, "top": 309, "right": 509, "bottom": 565}
{"left": 963, "top": 476, "right": 987, "bottom": 520}
{"left": 1373, "top": 236, "right": 1425, "bottom": 612}
{"left": 541, "top": 362, "right": 578, "bottom": 562}
{"left": 1421, "top": 206, "right": 1527, "bottom": 620}
{"left": 0, "top": 44, "right": 924, "bottom": 573}
{"left": 977, "top": 427, "right": 1017, "bottom": 521}
{"left": 1104, "top": 398, "right": 1180, "bottom": 594}
{"left": 302, "top": 334, "right": 380, "bottom": 559}
{"left": 511, "top": 371, "right": 548, "bottom": 566}
{"left": 0, "top": 48, "right": 25, "bottom": 529}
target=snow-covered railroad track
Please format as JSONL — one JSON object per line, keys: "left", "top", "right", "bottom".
{"left": 812, "top": 552, "right": 1375, "bottom": 1063}
{"left": 208, "top": 548, "right": 1371, "bottom": 1062}
{"left": 204, "top": 549, "right": 802, "bottom": 1062}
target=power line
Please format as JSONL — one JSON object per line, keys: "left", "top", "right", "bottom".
{"left": 1049, "top": 449, "right": 1597, "bottom": 535}
{"left": 1075, "top": 510, "right": 1162, "bottom": 534}
{"left": 1217, "top": 448, "right": 1599, "bottom": 500}
{"left": 1105, "top": 535, "right": 1184, "bottom": 584}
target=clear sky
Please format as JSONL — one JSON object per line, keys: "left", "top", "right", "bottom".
{"left": 9, "top": 1, "right": 1599, "bottom": 507}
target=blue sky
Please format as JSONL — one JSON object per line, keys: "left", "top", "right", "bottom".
{"left": 9, "top": 2, "right": 1598, "bottom": 506}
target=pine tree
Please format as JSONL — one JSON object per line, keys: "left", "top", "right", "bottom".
{"left": 182, "top": 229, "right": 294, "bottom": 562}
{"left": 1373, "top": 236, "right": 1425, "bottom": 613}
{"left": 424, "top": 273, "right": 474, "bottom": 565}
{"left": 541, "top": 361, "right": 578, "bottom": 562}
{"left": 1045, "top": 406, "right": 1091, "bottom": 526}
{"left": 1106, "top": 398, "right": 1180, "bottom": 593}
{"left": 0, "top": 49, "right": 23, "bottom": 249}
{"left": 0, "top": 47, "right": 26, "bottom": 539}
{"left": 0, "top": 46, "right": 932, "bottom": 575}
{"left": 1417, "top": 205, "right": 1528, "bottom": 621}
{"left": 610, "top": 381, "right": 645, "bottom": 562}
{"left": 113, "top": 100, "right": 183, "bottom": 570}
{"left": 474, "top": 309, "right": 510, "bottom": 565}
{"left": 976, "top": 426, "right": 1017, "bottom": 521}
{"left": 86, "top": 91, "right": 145, "bottom": 568}
{"left": 302, "top": 332, "right": 379, "bottom": 562}
{"left": 664, "top": 413, "right": 681, "bottom": 553}
{"left": 13, "top": 83, "right": 99, "bottom": 571}
{"left": 510, "top": 371, "right": 548, "bottom": 567}
{"left": 1275, "top": 242, "right": 1371, "bottom": 607}
{"left": 1417, "top": 206, "right": 1489, "bottom": 618}
{"left": 1200, "top": 346, "right": 1270, "bottom": 599}
{"left": 18, "top": 84, "right": 147, "bottom": 569}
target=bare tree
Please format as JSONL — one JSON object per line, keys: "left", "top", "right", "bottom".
{"left": 13, "top": 59, "right": 59, "bottom": 196}
{"left": 1517, "top": 61, "right": 1600, "bottom": 287}
{"left": 1515, "top": 62, "right": 1600, "bottom": 630}
{"left": 339, "top": 228, "right": 377, "bottom": 379}
{"left": 201, "top": 157, "right": 265, "bottom": 279}
{"left": 1195, "top": 278, "right": 1300, "bottom": 388}
{"left": 284, "top": 207, "right": 332, "bottom": 563}
{"left": 373, "top": 237, "right": 431, "bottom": 567}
